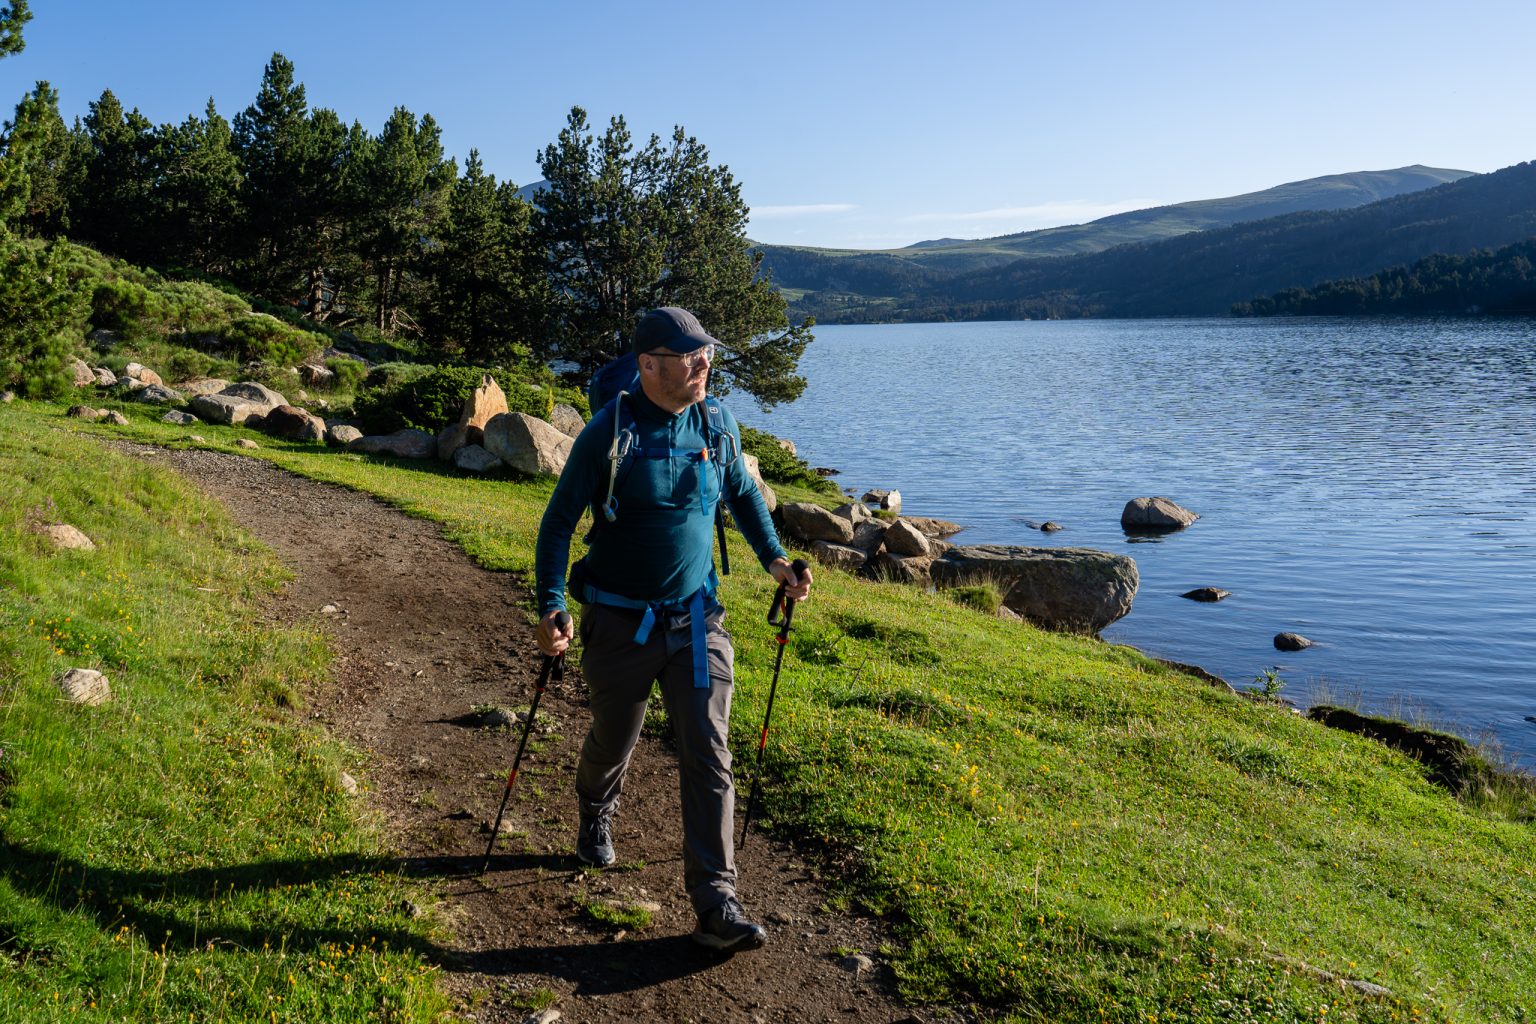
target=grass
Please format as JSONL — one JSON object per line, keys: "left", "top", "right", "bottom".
{"left": 574, "top": 897, "right": 653, "bottom": 932}
{"left": 0, "top": 404, "right": 447, "bottom": 1022}
{"left": 11, "top": 395, "right": 1536, "bottom": 1022}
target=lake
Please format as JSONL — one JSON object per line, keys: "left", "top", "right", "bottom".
{"left": 745, "top": 317, "right": 1536, "bottom": 769}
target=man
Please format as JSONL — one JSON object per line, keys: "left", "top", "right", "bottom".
{"left": 534, "top": 306, "right": 812, "bottom": 952}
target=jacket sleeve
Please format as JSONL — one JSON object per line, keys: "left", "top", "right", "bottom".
{"left": 534, "top": 410, "right": 611, "bottom": 614}
{"left": 720, "top": 408, "right": 789, "bottom": 571}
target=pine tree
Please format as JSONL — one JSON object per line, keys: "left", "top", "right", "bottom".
{"left": 0, "top": 233, "right": 87, "bottom": 396}
{"left": 153, "top": 99, "right": 243, "bottom": 274}
{"left": 533, "top": 106, "right": 809, "bottom": 407}
{"left": 71, "top": 89, "right": 157, "bottom": 260}
{"left": 0, "top": 79, "right": 69, "bottom": 231}
{"left": 0, "top": 0, "right": 30, "bottom": 58}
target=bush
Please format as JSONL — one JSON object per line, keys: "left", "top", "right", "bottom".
{"left": 0, "top": 234, "right": 88, "bottom": 398}
{"left": 323, "top": 356, "right": 368, "bottom": 393}
{"left": 739, "top": 424, "right": 823, "bottom": 487}
{"left": 946, "top": 584, "right": 1002, "bottom": 616}
{"left": 220, "top": 314, "right": 323, "bottom": 366}
{"left": 352, "top": 364, "right": 555, "bottom": 435}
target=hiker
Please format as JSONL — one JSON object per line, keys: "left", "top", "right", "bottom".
{"left": 534, "top": 306, "right": 812, "bottom": 952}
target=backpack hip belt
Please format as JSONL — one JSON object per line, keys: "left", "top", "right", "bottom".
{"left": 581, "top": 572, "right": 720, "bottom": 688}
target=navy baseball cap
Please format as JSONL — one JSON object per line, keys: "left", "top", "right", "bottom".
{"left": 633, "top": 307, "right": 719, "bottom": 355}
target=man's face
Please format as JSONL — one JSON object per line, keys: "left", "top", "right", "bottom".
{"left": 640, "top": 345, "right": 713, "bottom": 411}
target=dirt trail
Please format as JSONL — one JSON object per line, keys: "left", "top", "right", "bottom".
{"left": 138, "top": 446, "right": 938, "bottom": 1024}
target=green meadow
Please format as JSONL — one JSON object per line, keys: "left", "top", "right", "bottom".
{"left": 4, "top": 394, "right": 1535, "bottom": 1023}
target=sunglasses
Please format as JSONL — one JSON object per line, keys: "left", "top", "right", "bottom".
{"left": 649, "top": 344, "right": 715, "bottom": 369}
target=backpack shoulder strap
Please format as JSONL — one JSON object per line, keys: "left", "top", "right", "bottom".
{"left": 599, "top": 390, "right": 636, "bottom": 523}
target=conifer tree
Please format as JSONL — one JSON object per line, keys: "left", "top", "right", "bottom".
{"left": 71, "top": 89, "right": 157, "bottom": 260}
{"left": 152, "top": 99, "right": 243, "bottom": 274}
{"left": 0, "top": 0, "right": 30, "bottom": 58}
{"left": 0, "top": 79, "right": 68, "bottom": 231}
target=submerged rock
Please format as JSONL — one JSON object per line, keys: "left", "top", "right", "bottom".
{"left": 1122, "top": 496, "right": 1199, "bottom": 531}
{"left": 1182, "top": 587, "right": 1231, "bottom": 602}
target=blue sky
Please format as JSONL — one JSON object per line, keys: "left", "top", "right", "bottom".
{"left": 5, "top": 0, "right": 1533, "bottom": 249}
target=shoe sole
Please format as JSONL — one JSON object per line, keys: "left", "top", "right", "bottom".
{"left": 690, "top": 928, "right": 767, "bottom": 952}
{"left": 575, "top": 850, "right": 615, "bottom": 868}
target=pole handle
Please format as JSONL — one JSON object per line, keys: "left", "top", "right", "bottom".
{"left": 767, "top": 558, "right": 811, "bottom": 626}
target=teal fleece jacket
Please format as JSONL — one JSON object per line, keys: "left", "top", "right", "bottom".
{"left": 535, "top": 388, "right": 788, "bottom": 614}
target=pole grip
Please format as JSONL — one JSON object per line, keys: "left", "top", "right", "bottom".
{"left": 767, "top": 558, "right": 811, "bottom": 626}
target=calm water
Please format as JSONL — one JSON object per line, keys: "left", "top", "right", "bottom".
{"left": 747, "top": 318, "right": 1536, "bottom": 768}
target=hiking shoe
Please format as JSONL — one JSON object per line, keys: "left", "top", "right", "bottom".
{"left": 576, "top": 809, "right": 615, "bottom": 868}
{"left": 691, "top": 897, "right": 767, "bottom": 952}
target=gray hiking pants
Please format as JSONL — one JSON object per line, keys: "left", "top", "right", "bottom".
{"left": 576, "top": 601, "right": 737, "bottom": 915}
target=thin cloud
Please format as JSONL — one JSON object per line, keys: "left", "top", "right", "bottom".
{"left": 750, "top": 203, "right": 859, "bottom": 218}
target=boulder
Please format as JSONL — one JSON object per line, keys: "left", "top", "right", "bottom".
{"left": 70, "top": 358, "right": 95, "bottom": 387}
{"left": 1274, "top": 632, "right": 1313, "bottom": 652}
{"left": 780, "top": 502, "right": 855, "bottom": 545}
{"left": 849, "top": 519, "right": 889, "bottom": 555}
{"left": 833, "top": 501, "right": 874, "bottom": 525}
{"left": 931, "top": 544, "right": 1139, "bottom": 634}
{"left": 124, "top": 362, "right": 164, "bottom": 386}
{"left": 483, "top": 413, "right": 574, "bottom": 476}
{"left": 326, "top": 424, "right": 363, "bottom": 447}
{"left": 1040, "top": 521, "right": 1064, "bottom": 533}
{"left": 112, "top": 376, "right": 148, "bottom": 394}
{"left": 777, "top": 437, "right": 797, "bottom": 456}
{"left": 875, "top": 551, "right": 933, "bottom": 584}
{"left": 92, "top": 367, "right": 118, "bottom": 386}
{"left": 190, "top": 381, "right": 286, "bottom": 425}
{"left": 58, "top": 668, "right": 111, "bottom": 706}
{"left": 67, "top": 405, "right": 101, "bottom": 420}
{"left": 1122, "top": 496, "right": 1199, "bottom": 532}
{"left": 176, "top": 378, "right": 232, "bottom": 399}
{"left": 741, "top": 452, "right": 777, "bottom": 513}
{"left": 130, "top": 383, "right": 182, "bottom": 405}
{"left": 863, "top": 488, "right": 901, "bottom": 513}
{"left": 299, "top": 362, "right": 335, "bottom": 387}
{"left": 348, "top": 428, "right": 436, "bottom": 460}
{"left": 161, "top": 410, "right": 199, "bottom": 425}
{"left": 43, "top": 524, "right": 96, "bottom": 551}
{"left": 101, "top": 410, "right": 129, "bottom": 426}
{"left": 903, "top": 515, "right": 964, "bottom": 538}
{"left": 883, "top": 518, "right": 931, "bottom": 557}
{"left": 435, "top": 422, "right": 485, "bottom": 461}
{"left": 811, "top": 540, "right": 867, "bottom": 571}
{"left": 235, "top": 438, "right": 260, "bottom": 450}
{"left": 260, "top": 404, "right": 327, "bottom": 443}
{"left": 1181, "top": 587, "right": 1230, "bottom": 602}
{"left": 458, "top": 374, "right": 508, "bottom": 431}
{"left": 1, "top": 391, "right": 14, "bottom": 402}
{"left": 551, "top": 403, "right": 586, "bottom": 438}
{"left": 453, "top": 443, "right": 503, "bottom": 473}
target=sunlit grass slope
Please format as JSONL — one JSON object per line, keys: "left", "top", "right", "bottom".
{"left": 16, "top": 396, "right": 1536, "bottom": 1023}
{"left": 0, "top": 404, "right": 447, "bottom": 1023}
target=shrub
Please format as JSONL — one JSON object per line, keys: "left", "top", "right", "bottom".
{"left": 947, "top": 584, "right": 1002, "bottom": 615}
{"left": 323, "top": 356, "right": 368, "bottom": 392}
{"left": 0, "top": 234, "right": 88, "bottom": 398}
{"left": 739, "top": 424, "right": 822, "bottom": 487}
{"left": 352, "top": 364, "right": 554, "bottom": 435}
{"left": 220, "top": 314, "right": 323, "bottom": 365}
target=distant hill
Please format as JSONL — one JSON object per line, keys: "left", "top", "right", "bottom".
{"left": 893, "top": 160, "right": 1536, "bottom": 321}
{"left": 758, "top": 165, "right": 1475, "bottom": 320}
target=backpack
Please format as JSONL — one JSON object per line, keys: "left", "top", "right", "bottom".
{"left": 586, "top": 353, "right": 740, "bottom": 574}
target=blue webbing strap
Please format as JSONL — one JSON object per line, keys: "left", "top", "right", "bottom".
{"left": 582, "top": 577, "right": 718, "bottom": 688}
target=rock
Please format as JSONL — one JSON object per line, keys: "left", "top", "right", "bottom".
{"left": 130, "top": 383, "right": 182, "bottom": 405}
{"left": 551, "top": 402, "right": 586, "bottom": 438}
{"left": 777, "top": 437, "right": 797, "bottom": 456}
{"left": 813, "top": 466, "right": 839, "bottom": 477}
{"left": 435, "top": 422, "right": 484, "bottom": 461}
{"left": 1, "top": 390, "right": 13, "bottom": 402}
{"left": 235, "top": 438, "right": 260, "bottom": 449}
{"left": 88, "top": 328, "right": 119, "bottom": 348}
{"left": 453, "top": 444, "right": 503, "bottom": 473}
{"left": 124, "top": 362, "right": 164, "bottom": 386}
{"left": 70, "top": 358, "right": 95, "bottom": 387}
{"left": 839, "top": 953, "right": 875, "bottom": 974}
{"left": 58, "top": 668, "right": 111, "bottom": 705}
{"left": 67, "top": 405, "right": 101, "bottom": 420}
{"left": 741, "top": 452, "right": 777, "bottom": 513}
{"left": 849, "top": 519, "right": 889, "bottom": 555}
{"left": 1308, "top": 705, "right": 1489, "bottom": 796}
{"left": 320, "top": 604, "right": 341, "bottom": 615}
{"left": 875, "top": 551, "right": 933, "bottom": 584}
{"left": 883, "top": 518, "right": 931, "bottom": 557}
{"left": 299, "top": 362, "right": 335, "bottom": 387}
{"left": 811, "top": 540, "right": 868, "bottom": 571}
{"left": 1154, "top": 658, "right": 1236, "bottom": 693}
{"left": 1274, "top": 632, "right": 1312, "bottom": 651}
{"left": 931, "top": 545, "right": 1139, "bottom": 634}
{"left": 339, "top": 772, "right": 359, "bottom": 795}
{"left": 525, "top": 1008, "right": 561, "bottom": 1024}
{"left": 176, "top": 377, "right": 232, "bottom": 399}
{"left": 902, "top": 515, "right": 964, "bottom": 538}
{"left": 1182, "top": 587, "right": 1230, "bottom": 602}
{"left": 161, "top": 410, "right": 199, "bottom": 425}
{"left": 348, "top": 429, "right": 436, "bottom": 460}
{"left": 478, "top": 707, "right": 516, "bottom": 729}
{"left": 190, "top": 381, "right": 286, "bottom": 425}
{"left": 1122, "top": 496, "right": 1199, "bottom": 531}
{"left": 43, "top": 524, "right": 96, "bottom": 551}
{"left": 187, "top": 435, "right": 206, "bottom": 443}
{"left": 1344, "top": 980, "right": 1393, "bottom": 998}
{"left": 483, "top": 412, "right": 574, "bottom": 476}
{"left": 458, "top": 374, "right": 509, "bottom": 432}
{"left": 92, "top": 367, "right": 117, "bottom": 386}
{"left": 259, "top": 404, "right": 327, "bottom": 443}
{"left": 863, "top": 488, "right": 901, "bottom": 513}
{"left": 833, "top": 501, "right": 874, "bottom": 525}
{"left": 101, "top": 410, "right": 129, "bottom": 426}
{"left": 996, "top": 604, "right": 1023, "bottom": 621}
{"left": 1040, "top": 521, "right": 1064, "bottom": 532}
{"left": 326, "top": 424, "right": 363, "bottom": 447}
{"left": 112, "top": 376, "right": 148, "bottom": 394}
{"left": 780, "top": 502, "right": 855, "bottom": 545}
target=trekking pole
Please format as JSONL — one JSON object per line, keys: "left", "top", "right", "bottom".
{"left": 740, "top": 558, "right": 810, "bottom": 846}
{"left": 480, "top": 611, "right": 570, "bottom": 874}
